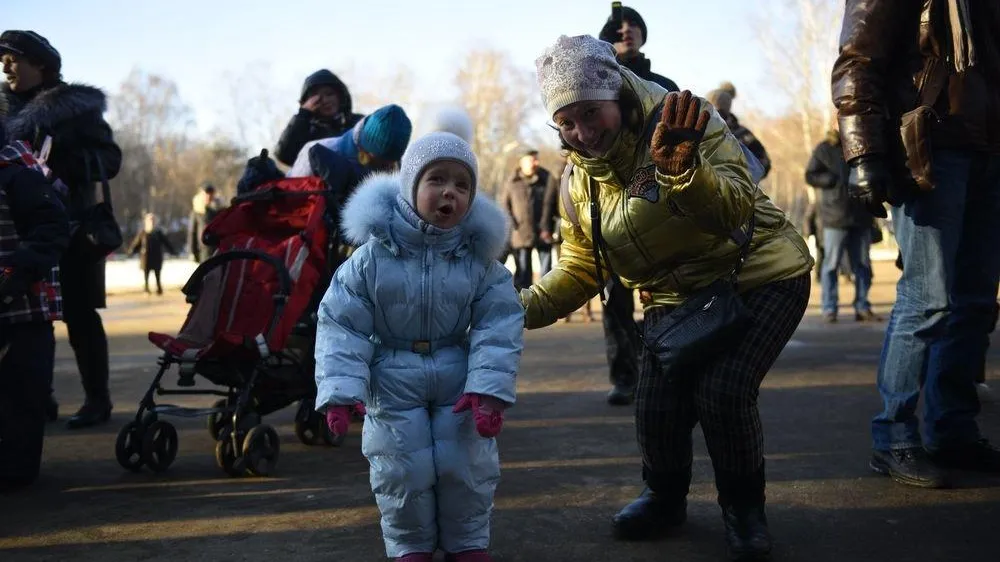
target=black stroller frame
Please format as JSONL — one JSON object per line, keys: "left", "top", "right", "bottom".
{"left": 113, "top": 250, "right": 325, "bottom": 477}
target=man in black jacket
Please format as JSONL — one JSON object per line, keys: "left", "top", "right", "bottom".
{"left": 0, "top": 130, "right": 71, "bottom": 491}
{"left": 598, "top": 5, "right": 679, "bottom": 92}
{"left": 273, "top": 69, "right": 364, "bottom": 167}
{"left": 595, "top": 7, "right": 679, "bottom": 405}
{"left": 1, "top": 30, "right": 122, "bottom": 429}
{"left": 805, "top": 129, "right": 880, "bottom": 323}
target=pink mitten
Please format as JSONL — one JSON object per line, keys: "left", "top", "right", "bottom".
{"left": 325, "top": 406, "right": 352, "bottom": 439}
{"left": 453, "top": 394, "right": 507, "bottom": 438}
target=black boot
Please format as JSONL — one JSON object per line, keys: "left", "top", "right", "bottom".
{"left": 66, "top": 399, "right": 112, "bottom": 429}
{"left": 45, "top": 395, "right": 59, "bottom": 422}
{"left": 611, "top": 467, "right": 689, "bottom": 540}
{"left": 606, "top": 383, "right": 635, "bottom": 406}
{"left": 717, "top": 468, "right": 772, "bottom": 561}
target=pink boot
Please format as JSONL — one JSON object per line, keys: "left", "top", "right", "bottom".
{"left": 445, "top": 550, "right": 493, "bottom": 562}
{"left": 395, "top": 553, "right": 433, "bottom": 562}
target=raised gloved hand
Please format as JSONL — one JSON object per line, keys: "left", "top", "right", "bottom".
{"left": 453, "top": 393, "right": 507, "bottom": 438}
{"left": 325, "top": 405, "right": 353, "bottom": 440}
{"left": 848, "top": 156, "right": 891, "bottom": 218}
{"left": 651, "top": 90, "right": 712, "bottom": 176}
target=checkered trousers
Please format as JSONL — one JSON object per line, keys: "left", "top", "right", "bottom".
{"left": 635, "top": 274, "right": 810, "bottom": 478}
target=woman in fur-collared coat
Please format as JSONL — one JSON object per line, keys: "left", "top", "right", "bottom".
{"left": 1, "top": 29, "right": 122, "bottom": 429}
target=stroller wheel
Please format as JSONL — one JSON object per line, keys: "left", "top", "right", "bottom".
{"left": 215, "top": 429, "right": 244, "bottom": 477}
{"left": 294, "top": 418, "right": 325, "bottom": 446}
{"left": 207, "top": 399, "right": 230, "bottom": 441}
{"left": 243, "top": 424, "right": 281, "bottom": 477}
{"left": 141, "top": 421, "right": 179, "bottom": 473}
{"left": 115, "top": 421, "right": 145, "bottom": 472}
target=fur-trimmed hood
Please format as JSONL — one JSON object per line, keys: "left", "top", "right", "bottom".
{"left": 341, "top": 172, "right": 509, "bottom": 263}
{"left": 1, "top": 82, "right": 108, "bottom": 140}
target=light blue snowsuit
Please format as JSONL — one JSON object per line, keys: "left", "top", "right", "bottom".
{"left": 314, "top": 172, "right": 523, "bottom": 557}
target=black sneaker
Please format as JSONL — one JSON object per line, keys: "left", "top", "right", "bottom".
{"left": 930, "top": 439, "right": 1000, "bottom": 473}
{"left": 870, "top": 448, "right": 947, "bottom": 488}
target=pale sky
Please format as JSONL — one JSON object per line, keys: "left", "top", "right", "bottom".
{"left": 5, "top": 0, "right": 821, "bottom": 144}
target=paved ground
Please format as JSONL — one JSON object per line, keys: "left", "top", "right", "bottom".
{"left": 2, "top": 261, "right": 999, "bottom": 561}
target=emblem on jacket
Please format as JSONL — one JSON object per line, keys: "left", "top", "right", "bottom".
{"left": 627, "top": 165, "right": 659, "bottom": 203}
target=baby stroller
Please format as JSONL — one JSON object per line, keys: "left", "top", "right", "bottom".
{"left": 114, "top": 174, "right": 347, "bottom": 477}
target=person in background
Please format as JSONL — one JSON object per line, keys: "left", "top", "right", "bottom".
{"left": 598, "top": 5, "right": 679, "bottom": 91}
{"left": 0, "top": 30, "right": 122, "bottom": 429}
{"left": 499, "top": 149, "right": 559, "bottom": 290}
{"left": 188, "top": 182, "right": 223, "bottom": 263}
{"left": 805, "top": 128, "right": 880, "bottom": 323}
{"left": 706, "top": 88, "right": 771, "bottom": 180}
{"left": 127, "top": 213, "right": 177, "bottom": 296}
{"left": 274, "top": 69, "right": 364, "bottom": 167}
{"left": 596, "top": 5, "right": 680, "bottom": 406}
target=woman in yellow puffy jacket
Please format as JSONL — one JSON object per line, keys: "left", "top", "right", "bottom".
{"left": 522, "top": 35, "right": 814, "bottom": 560}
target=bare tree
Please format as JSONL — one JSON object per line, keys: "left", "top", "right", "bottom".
{"left": 453, "top": 49, "right": 537, "bottom": 197}
{"left": 742, "top": 0, "right": 842, "bottom": 226}
{"left": 218, "top": 61, "right": 293, "bottom": 153}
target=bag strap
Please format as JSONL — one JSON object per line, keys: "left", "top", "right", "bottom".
{"left": 559, "top": 163, "right": 579, "bottom": 226}
{"left": 917, "top": 56, "right": 949, "bottom": 110}
{"left": 83, "top": 150, "right": 113, "bottom": 211}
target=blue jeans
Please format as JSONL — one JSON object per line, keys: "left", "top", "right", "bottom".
{"left": 821, "top": 226, "right": 873, "bottom": 315}
{"left": 872, "top": 151, "right": 1000, "bottom": 452}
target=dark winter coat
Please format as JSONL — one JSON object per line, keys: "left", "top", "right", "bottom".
{"left": 725, "top": 114, "right": 771, "bottom": 179}
{"left": 499, "top": 167, "right": 559, "bottom": 250}
{"left": 127, "top": 228, "right": 176, "bottom": 271}
{"left": 805, "top": 139, "right": 870, "bottom": 229}
{"left": 0, "top": 163, "right": 70, "bottom": 326}
{"left": 1, "top": 82, "right": 123, "bottom": 311}
{"left": 273, "top": 74, "right": 364, "bottom": 167}
{"left": 618, "top": 53, "right": 679, "bottom": 92}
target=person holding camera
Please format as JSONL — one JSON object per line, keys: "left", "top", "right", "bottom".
{"left": 1, "top": 30, "right": 122, "bottom": 429}
{"left": 833, "top": 0, "right": 1000, "bottom": 488}
{"left": 595, "top": 4, "right": 681, "bottom": 406}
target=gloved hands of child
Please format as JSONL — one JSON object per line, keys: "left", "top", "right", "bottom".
{"left": 453, "top": 393, "right": 507, "bottom": 438}
{"left": 325, "top": 405, "right": 353, "bottom": 439}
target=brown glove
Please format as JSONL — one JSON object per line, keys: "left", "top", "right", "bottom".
{"left": 650, "top": 90, "right": 711, "bottom": 176}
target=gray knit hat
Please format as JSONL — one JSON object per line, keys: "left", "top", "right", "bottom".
{"left": 535, "top": 35, "right": 623, "bottom": 118}
{"left": 398, "top": 131, "right": 479, "bottom": 212}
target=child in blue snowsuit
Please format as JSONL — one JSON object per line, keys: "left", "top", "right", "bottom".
{"left": 314, "top": 125, "right": 524, "bottom": 562}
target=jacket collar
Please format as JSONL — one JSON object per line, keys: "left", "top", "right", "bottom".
{"left": 340, "top": 171, "right": 509, "bottom": 262}
{"left": 1, "top": 82, "right": 108, "bottom": 141}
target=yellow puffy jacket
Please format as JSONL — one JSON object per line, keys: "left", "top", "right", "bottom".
{"left": 521, "top": 69, "right": 814, "bottom": 329}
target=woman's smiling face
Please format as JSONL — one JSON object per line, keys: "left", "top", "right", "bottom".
{"left": 554, "top": 100, "right": 622, "bottom": 158}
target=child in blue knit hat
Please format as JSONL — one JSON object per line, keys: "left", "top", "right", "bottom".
{"left": 287, "top": 103, "right": 413, "bottom": 180}
{"left": 313, "top": 108, "right": 523, "bottom": 562}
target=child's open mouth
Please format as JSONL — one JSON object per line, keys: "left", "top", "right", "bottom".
{"left": 437, "top": 204, "right": 454, "bottom": 217}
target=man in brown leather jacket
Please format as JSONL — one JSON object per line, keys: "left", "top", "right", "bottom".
{"left": 832, "top": 0, "right": 1000, "bottom": 489}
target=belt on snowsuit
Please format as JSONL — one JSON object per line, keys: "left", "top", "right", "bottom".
{"left": 372, "top": 333, "right": 469, "bottom": 355}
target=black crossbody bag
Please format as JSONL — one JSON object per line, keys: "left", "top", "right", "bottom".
{"left": 587, "top": 177, "right": 755, "bottom": 374}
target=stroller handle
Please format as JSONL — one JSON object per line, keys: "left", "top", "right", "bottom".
{"left": 183, "top": 250, "right": 294, "bottom": 301}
